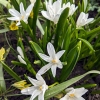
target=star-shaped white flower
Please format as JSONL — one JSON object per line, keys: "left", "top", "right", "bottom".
{"left": 41, "top": 0, "right": 63, "bottom": 24}
{"left": 76, "top": 12, "right": 94, "bottom": 28}
{"left": 17, "top": 46, "right": 26, "bottom": 65}
{"left": 7, "top": 2, "right": 34, "bottom": 26}
{"left": 38, "top": 42, "right": 65, "bottom": 77}
{"left": 60, "top": 87, "right": 88, "bottom": 100}
{"left": 21, "top": 74, "right": 48, "bottom": 100}
{"left": 62, "top": 2, "right": 78, "bottom": 16}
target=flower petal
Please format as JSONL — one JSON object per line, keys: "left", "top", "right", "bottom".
{"left": 9, "top": 9, "right": 21, "bottom": 17}
{"left": 17, "top": 46, "right": 24, "bottom": 58}
{"left": 51, "top": 65, "right": 57, "bottom": 77}
{"left": 41, "top": 11, "right": 53, "bottom": 21}
{"left": 26, "top": 3, "right": 34, "bottom": 15}
{"left": 28, "top": 76, "right": 42, "bottom": 86}
{"left": 85, "top": 18, "right": 94, "bottom": 25}
{"left": 57, "top": 60, "right": 63, "bottom": 68}
{"left": 36, "top": 74, "right": 45, "bottom": 82}
{"left": 20, "top": 2, "right": 25, "bottom": 15}
{"left": 7, "top": 17, "right": 20, "bottom": 21}
{"left": 47, "top": 42, "right": 56, "bottom": 59}
{"left": 30, "top": 89, "right": 41, "bottom": 100}
{"left": 37, "top": 63, "right": 52, "bottom": 75}
{"left": 74, "top": 87, "right": 88, "bottom": 97}
{"left": 60, "top": 94, "right": 69, "bottom": 100}
{"left": 56, "top": 50, "right": 65, "bottom": 59}
{"left": 21, "top": 86, "right": 36, "bottom": 95}
{"left": 18, "top": 55, "right": 26, "bottom": 64}
{"left": 38, "top": 92, "right": 44, "bottom": 100}
{"left": 38, "top": 53, "right": 50, "bottom": 62}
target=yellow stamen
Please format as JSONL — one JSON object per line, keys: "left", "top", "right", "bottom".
{"left": 9, "top": 22, "right": 18, "bottom": 30}
{"left": 39, "top": 86, "right": 42, "bottom": 90}
{"left": 0, "top": 47, "right": 5, "bottom": 61}
{"left": 52, "top": 59, "right": 57, "bottom": 64}
{"left": 69, "top": 93, "right": 75, "bottom": 97}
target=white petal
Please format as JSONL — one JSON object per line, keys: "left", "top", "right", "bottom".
{"left": 52, "top": 0, "right": 61, "bottom": 13}
{"left": 77, "top": 97, "right": 85, "bottom": 100}
{"left": 74, "top": 87, "right": 88, "bottom": 97}
{"left": 85, "top": 18, "right": 94, "bottom": 25}
{"left": 18, "top": 55, "right": 26, "bottom": 64}
{"left": 57, "top": 60, "right": 63, "bottom": 69}
{"left": 7, "top": 17, "right": 20, "bottom": 21}
{"left": 47, "top": 42, "right": 56, "bottom": 59}
{"left": 38, "top": 92, "right": 44, "bottom": 100}
{"left": 21, "top": 86, "right": 36, "bottom": 95}
{"left": 30, "top": 0, "right": 36, "bottom": 4}
{"left": 9, "top": 9, "right": 21, "bottom": 17}
{"left": 30, "top": 89, "right": 41, "bottom": 100}
{"left": 20, "top": 2, "right": 25, "bottom": 15}
{"left": 60, "top": 94, "right": 69, "bottom": 100}
{"left": 37, "top": 63, "right": 52, "bottom": 75}
{"left": 36, "top": 74, "right": 45, "bottom": 82}
{"left": 17, "top": 46, "right": 24, "bottom": 58}
{"left": 26, "top": 3, "right": 34, "bottom": 15}
{"left": 28, "top": 76, "right": 42, "bottom": 86}
{"left": 38, "top": 53, "right": 50, "bottom": 62}
{"left": 51, "top": 65, "right": 57, "bottom": 77}
{"left": 76, "top": 12, "right": 85, "bottom": 27}
{"left": 56, "top": 50, "right": 65, "bottom": 59}
{"left": 65, "top": 87, "right": 74, "bottom": 92}
{"left": 41, "top": 11, "right": 53, "bottom": 21}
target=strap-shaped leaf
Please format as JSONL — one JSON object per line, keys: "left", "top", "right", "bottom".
{"left": 1, "top": 62, "right": 21, "bottom": 81}
{"left": 78, "top": 38, "right": 95, "bottom": 53}
{"left": 60, "top": 41, "right": 81, "bottom": 82}
{"left": 32, "top": 0, "right": 41, "bottom": 33}
{"left": 54, "top": 8, "right": 69, "bottom": 48}
{"left": 0, "top": 63, "right": 6, "bottom": 92}
{"left": 10, "top": 0, "right": 19, "bottom": 11}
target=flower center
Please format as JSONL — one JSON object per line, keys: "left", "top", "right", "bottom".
{"left": 21, "top": 15, "right": 24, "bottom": 20}
{"left": 52, "top": 59, "right": 57, "bottom": 64}
{"left": 39, "top": 86, "right": 42, "bottom": 90}
{"left": 69, "top": 93, "right": 75, "bottom": 97}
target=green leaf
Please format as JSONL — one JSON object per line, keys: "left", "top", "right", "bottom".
{"left": 44, "top": 70, "right": 100, "bottom": 99}
{"left": 1, "top": 62, "right": 21, "bottom": 81}
{"left": 78, "top": 38, "right": 95, "bottom": 53}
{"left": 83, "top": 0, "right": 88, "bottom": 12}
{"left": 10, "top": 0, "right": 19, "bottom": 11}
{"left": 0, "top": 0, "right": 11, "bottom": 8}
{"left": 60, "top": 41, "right": 81, "bottom": 82}
{"left": 32, "top": 0, "right": 41, "bottom": 33}
{"left": 0, "top": 63, "right": 6, "bottom": 92}
{"left": 87, "top": 26, "right": 100, "bottom": 37}
{"left": 0, "top": 28, "right": 9, "bottom": 33}
{"left": 29, "top": 41, "right": 44, "bottom": 57}
{"left": 54, "top": 7, "right": 69, "bottom": 48}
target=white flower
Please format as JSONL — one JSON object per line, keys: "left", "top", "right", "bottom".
{"left": 38, "top": 42, "right": 65, "bottom": 77}
{"left": 30, "top": 0, "right": 36, "bottom": 4}
{"left": 7, "top": 2, "right": 34, "bottom": 26}
{"left": 17, "top": 46, "right": 26, "bottom": 65}
{"left": 76, "top": 12, "right": 94, "bottom": 28}
{"left": 62, "top": 2, "right": 78, "bottom": 16}
{"left": 21, "top": 74, "right": 48, "bottom": 100}
{"left": 60, "top": 87, "right": 88, "bottom": 100}
{"left": 41, "top": 0, "right": 63, "bottom": 24}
